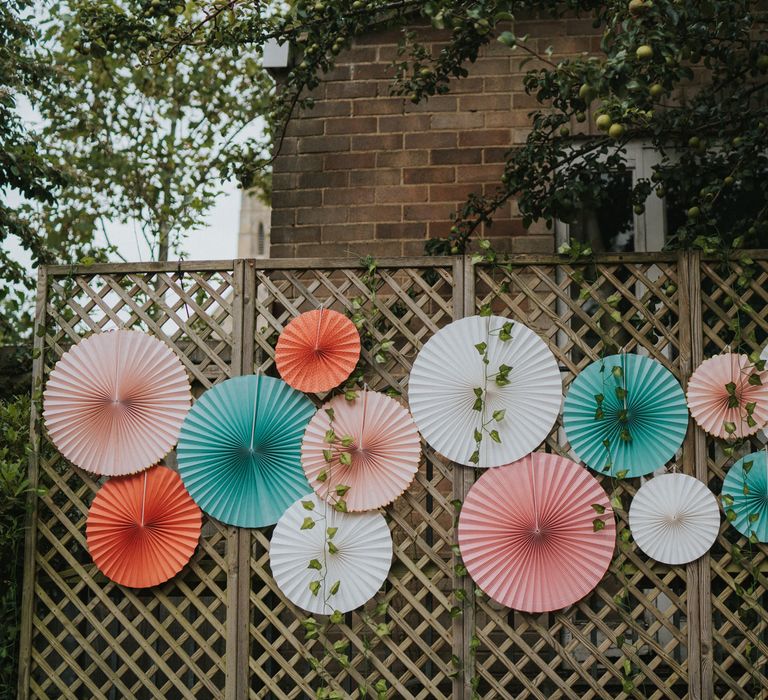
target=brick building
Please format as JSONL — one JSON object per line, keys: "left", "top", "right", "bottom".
{"left": 266, "top": 13, "right": 656, "bottom": 260}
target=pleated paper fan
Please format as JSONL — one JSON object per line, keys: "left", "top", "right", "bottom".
{"left": 301, "top": 390, "right": 421, "bottom": 511}
{"left": 722, "top": 451, "right": 768, "bottom": 542}
{"left": 686, "top": 353, "right": 768, "bottom": 439}
{"left": 458, "top": 453, "right": 615, "bottom": 612}
{"left": 275, "top": 309, "right": 361, "bottom": 393}
{"left": 43, "top": 329, "right": 192, "bottom": 476}
{"left": 629, "top": 473, "right": 719, "bottom": 565}
{"left": 562, "top": 354, "right": 688, "bottom": 478}
{"left": 176, "top": 375, "right": 316, "bottom": 528}
{"left": 408, "top": 315, "right": 562, "bottom": 468}
{"left": 269, "top": 494, "right": 392, "bottom": 614}
{"left": 86, "top": 465, "right": 201, "bottom": 588}
{"left": 757, "top": 343, "right": 768, "bottom": 442}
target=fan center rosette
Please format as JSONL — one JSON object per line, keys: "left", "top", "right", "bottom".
{"left": 562, "top": 354, "right": 688, "bottom": 478}
{"left": 275, "top": 308, "right": 361, "bottom": 393}
{"left": 176, "top": 374, "right": 316, "bottom": 528}
{"left": 722, "top": 450, "right": 768, "bottom": 542}
{"left": 43, "top": 329, "right": 192, "bottom": 476}
{"left": 86, "top": 465, "right": 202, "bottom": 588}
{"left": 408, "top": 315, "right": 562, "bottom": 468}
{"left": 269, "top": 493, "right": 392, "bottom": 614}
{"left": 457, "top": 453, "right": 616, "bottom": 613}
{"left": 686, "top": 353, "right": 768, "bottom": 440}
{"left": 301, "top": 390, "right": 421, "bottom": 511}
{"left": 629, "top": 472, "right": 719, "bottom": 565}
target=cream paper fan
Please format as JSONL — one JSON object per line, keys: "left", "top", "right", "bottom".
{"left": 629, "top": 473, "right": 719, "bottom": 565}
{"left": 408, "top": 315, "right": 561, "bottom": 468}
{"left": 269, "top": 494, "right": 392, "bottom": 614}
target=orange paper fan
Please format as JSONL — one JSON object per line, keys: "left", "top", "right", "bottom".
{"left": 86, "top": 465, "right": 201, "bottom": 588}
{"left": 275, "top": 309, "right": 361, "bottom": 393}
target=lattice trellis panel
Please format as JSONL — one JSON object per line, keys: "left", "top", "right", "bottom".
{"left": 20, "top": 263, "right": 243, "bottom": 700}
{"left": 468, "top": 255, "right": 691, "bottom": 700}
{"left": 245, "top": 260, "right": 463, "bottom": 699}
{"left": 18, "top": 253, "right": 768, "bottom": 700}
{"left": 698, "top": 258, "right": 768, "bottom": 700}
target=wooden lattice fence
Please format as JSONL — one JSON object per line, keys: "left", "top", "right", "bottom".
{"left": 17, "top": 252, "right": 768, "bottom": 700}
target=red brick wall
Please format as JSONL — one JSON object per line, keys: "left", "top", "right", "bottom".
{"left": 270, "top": 16, "right": 603, "bottom": 259}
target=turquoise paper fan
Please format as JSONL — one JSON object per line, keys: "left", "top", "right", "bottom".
{"left": 722, "top": 451, "right": 768, "bottom": 542}
{"left": 562, "top": 354, "right": 688, "bottom": 477}
{"left": 177, "top": 375, "right": 316, "bottom": 527}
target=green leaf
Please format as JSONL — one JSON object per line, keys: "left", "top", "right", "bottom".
{"left": 308, "top": 559, "right": 322, "bottom": 570}
{"left": 472, "top": 397, "right": 483, "bottom": 412}
{"left": 339, "top": 451, "right": 352, "bottom": 465}
{"left": 469, "top": 450, "right": 480, "bottom": 464}
{"left": 301, "top": 517, "right": 316, "bottom": 530}
{"left": 743, "top": 460, "right": 753, "bottom": 473}
{"left": 591, "top": 503, "right": 606, "bottom": 514}
{"left": 317, "top": 470, "right": 328, "bottom": 482}
{"left": 723, "top": 421, "right": 736, "bottom": 434}
{"left": 722, "top": 494, "right": 734, "bottom": 506}
{"left": 725, "top": 381, "right": 737, "bottom": 395}
{"left": 592, "top": 518, "right": 606, "bottom": 532}
{"left": 474, "top": 342, "right": 487, "bottom": 355}
{"left": 325, "top": 429, "right": 337, "bottom": 443}
{"left": 322, "top": 449, "right": 334, "bottom": 462}
{"left": 488, "top": 430, "right": 501, "bottom": 443}
{"left": 726, "top": 508, "right": 737, "bottom": 522}
{"left": 375, "top": 623, "right": 390, "bottom": 637}
{"left": 302, "top": 500, "right": 315, "bottom": 511}
{"left": 328, "top": 540, "right": 339, "bottom": 554}
{"left": 474, "top": 428, "right": 482, "bottom": 442}
{"left": 329, "top": 580, "right": 341, "bottom": 595}
{"left": 611, "top": 366, "right": 623, "bottom": 379}
{"left": 334, "top": 500, "right": 348, "bottom": 513}
{"left": 340, "top": 435, "right": 354, "bottom": 447}
{"left": 327, "top": 527, "right": 338, "bottom": 539}
{"left": 333, "top": 639, "right": 349, "bottom": 653}
{"left": 309, "top": 580, "right": 321, "bottom": 596}
{"left": 492, "top": 409, "right": 506, "bottom": 422}
{"left": 615, "top": 469, "right": 629, "bottom": 479}
{"left": 478, "top": 304, "right": 492, "bottom": 317}
{"left": 325, "top": 408, "right": 335, "bottom": 422}
{"left": 615, "top": 387, "right": 627, "bottom": 400}
{"left": 748, "top": 373, "right": 763, "bottom": 386}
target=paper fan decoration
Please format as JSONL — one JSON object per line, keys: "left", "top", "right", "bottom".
{"left": 275, "top": 308, "right": 361, "bottom": 393}
{"left": 760, "top": 344, "right": 768, "bottom": 443}
{"left": 629, "top": 473, "right": 719, "bottom": 565}
{"left": 269, "top": 493, "right": 392, "bottom": 614}
{"left": 722, "top": 451, "right": 768, "bottom": 542}
{"left": 176, "top": 375, "right": 316, "bottom": 528}
{"left": 86, "top": 465, "right": 201, "bottom": 588}
{"left": 408, "top": 315, "right": 561, "bottom": 468}
{"left": 562, "top": 354, "right": 688, "bottom": 478}
{"left": 301, "top": 391, "right": 421, "bottom": 511}
{"left": 458, "top": 453, "right": 615, "bottom": 612}
{"left": 686, "top": 353, "right": 768, "bottom": 439}
{"left": 43, "top": 329, "right": 192, "bottom": 476}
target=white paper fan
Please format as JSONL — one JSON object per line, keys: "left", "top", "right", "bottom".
{"left": 629, "top": 473, "right": 719, "bottom": 565}
{"left": 269, "top": 494, "right": 392, "bottom": 614}
{"left": 760, "top": 344, "right": 768, "bottom": 444}
{"left": 408, "top": 315, "right": 561, "bottom": 468}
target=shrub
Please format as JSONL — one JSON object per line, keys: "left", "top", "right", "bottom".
{"left": 0, "top": 395, "right": 32, "bottom": 699}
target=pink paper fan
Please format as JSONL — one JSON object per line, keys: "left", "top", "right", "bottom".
{"left": 301, "top": 391, "right": 421, "bottom": 511}
{"left": 43, "top": 330, "right": 192, "bottom": 475}
{"left": 686, "top": 353, "right": 768, "bottom": 439}
{"left": 458, "top": 453, "right": 616, "bottom": 613}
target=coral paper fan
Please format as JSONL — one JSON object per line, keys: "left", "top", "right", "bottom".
{"left": 629, "top": 473, "right": 719, "bottom": 565}
{"left": 276, "top": 309, "right": 361, "bottom": 393}
{"left": 86, "top": 465, "right": 201, "bottom": 588}
{"left": 269, "top": 494, "right": 392, "bottom": 614}
{"left": 722, "top": 451, "right": 768, "bottom": 542}
{"left": 301, "top": 391, "right": 421, "bottom": 511}
{"left": 177, "top": 375, "right": 316, "bottom": 528}
{"left": 458, "top": 453, "right": 615, "bottom": 613}
{"left": 562, "top": 354, "right": 689, "bottom": 478}
{"left": 408, "top": 315, "right": 562, "bottom": 468}
{"left": 686, "top": 354, "right": 768, "bottom": 439}
{"left": 43, "top": 330, "right": 192, "bottom": 476}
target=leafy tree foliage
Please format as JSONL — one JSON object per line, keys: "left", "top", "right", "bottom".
{"left": 0, "top": 1, "right": 65, "bottom": 344}
{"left": 77, "top": 0, "right": 768, "bottom": 255}
{"left": 30, "top": 1, "right": 273, "bottom": 262}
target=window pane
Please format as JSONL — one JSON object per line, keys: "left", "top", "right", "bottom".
{"left": 569, "top": 172, "right": 634, "bottom": 252}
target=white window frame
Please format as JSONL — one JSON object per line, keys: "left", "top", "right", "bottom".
{"left": 554, "top": 140, "right": 667, "bottom": 253}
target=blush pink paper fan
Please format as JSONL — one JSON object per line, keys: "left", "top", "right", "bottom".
{"left": 275, "top": 309, "right": 361, "bottom": 393}
{"left": 458, "top": 453, "right": 616, "bottom": 613}
{"left": 43, "top": 330, "right": 192, "bottom": 475}
{"left": 86, "top": 465, "right": 202, "bottom": 588}
{"left": 686, "top": 353, "right": 768, "bottom": 439}
{"left": 301, "top": 391, "right": 421, "bottom": 511}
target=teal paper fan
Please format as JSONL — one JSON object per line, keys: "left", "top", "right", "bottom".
{"left": 177, "top": 375, "right": 316, "bottom": 527}
{"left": 562, "top": 354, "right": 688, "bottom": 477}
{"left": 722, "top": 451, "right": 768, "bottom": 542}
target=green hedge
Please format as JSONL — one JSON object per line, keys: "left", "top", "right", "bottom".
{"left": 0, "top": 395, "right": 32, "bottom": 699}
